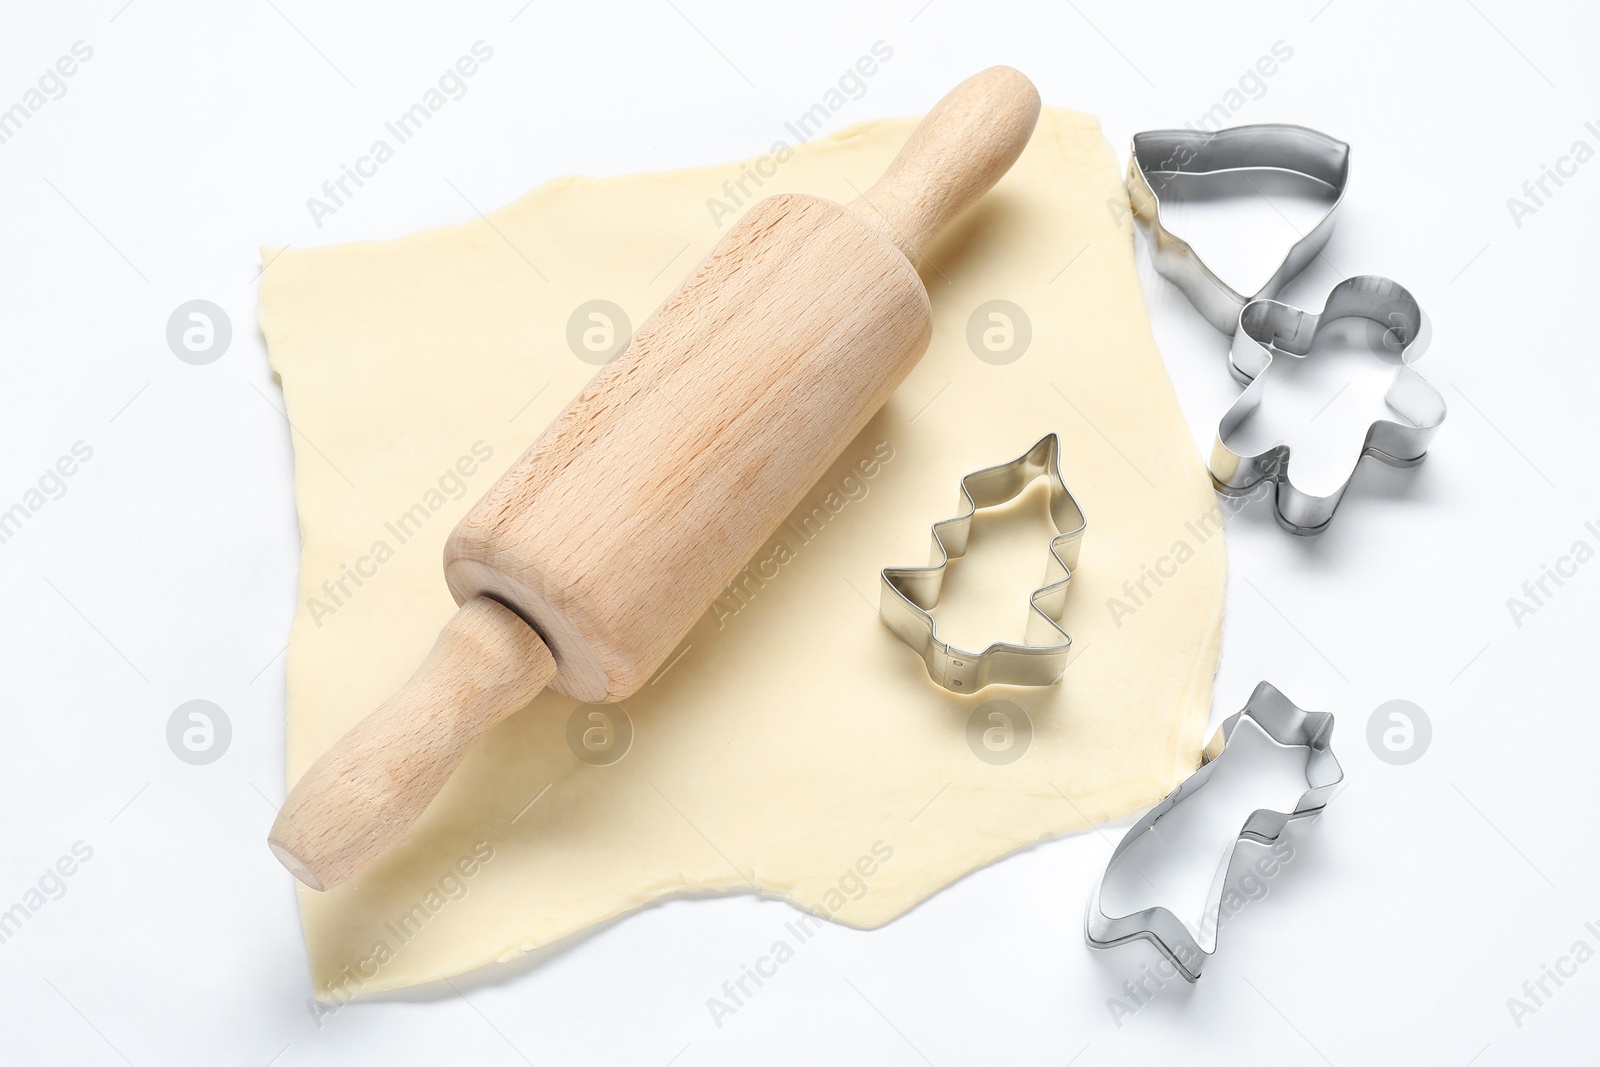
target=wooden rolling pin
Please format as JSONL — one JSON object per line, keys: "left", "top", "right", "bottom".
{"left": 269, "top": 67, "right": 1041, "bottom": 890}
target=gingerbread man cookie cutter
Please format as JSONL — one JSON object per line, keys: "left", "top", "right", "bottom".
{"left": 1211, "top": 275, "right": 1447, "bottom": 535}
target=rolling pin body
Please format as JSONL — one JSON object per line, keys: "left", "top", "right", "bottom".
{"left": 446, "top": 192, "right": 930, "bottom": 702}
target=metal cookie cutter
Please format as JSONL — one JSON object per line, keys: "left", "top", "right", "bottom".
{"left": 1085, "top": 681, "right": 1343, "bottom": 982}
{"left": 1128, "top": 125, "right": 1351, "bottom": 333}
{"left": 1211, "top": 275, "right": 1447, "bottom": 535}
{"left": 879, "top": 434, "right": 1086, "bottom": 692}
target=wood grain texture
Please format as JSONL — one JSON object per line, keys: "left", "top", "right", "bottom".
{"left": 848, "top": 66, "right": 1041, "bottom": 261}
{"left": 271, "top": 66, "right": 1041, "bottom": 889}
{"left": 445, "top": 193, "right": 931, "bottom": 701}
{"left": 268, "top": 597, "right": 554, "bottom": 891}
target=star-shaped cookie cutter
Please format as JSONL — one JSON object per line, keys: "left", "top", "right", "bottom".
{"left": 1127, "top": 124, "right": 1350, "bottom": 333}
{"left": 878, "top": 434, "right": 1086, "bottom": 692}
{"left": 1211, "top": 275, "right": 1447, "bottom": 535}
{"left": 1085, "top": 681, "right": 1343, "bottom": 982}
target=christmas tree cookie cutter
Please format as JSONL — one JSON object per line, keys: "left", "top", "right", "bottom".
{"left": 878, "top": 434, "right": 1086, "bottom": 692}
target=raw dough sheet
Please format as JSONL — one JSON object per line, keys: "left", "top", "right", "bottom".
{"left": 258, "top": 107, "right": 1225, "bottom": 999}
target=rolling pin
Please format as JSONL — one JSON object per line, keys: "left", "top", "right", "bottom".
{"left": 269, "top": 66, "right": 1041, "bottom": 890}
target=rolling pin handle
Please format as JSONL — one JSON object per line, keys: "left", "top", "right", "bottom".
{"left": 267, "top": 596, "right": 554, "bottom": 891}
{"left": 848, "top": 65, "right": 1041, "bottom": 262}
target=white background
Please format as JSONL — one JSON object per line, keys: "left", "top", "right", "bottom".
{"left": 2, "top": 0, "right": 1596, "bottom": 1063}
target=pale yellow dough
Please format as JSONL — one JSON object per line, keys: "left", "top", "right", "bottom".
{"left": 258, "top": 107, "right": 1225, "bottom": 999}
